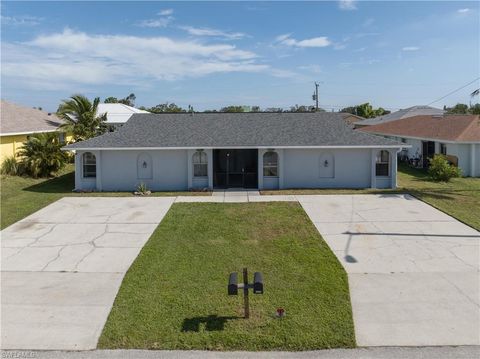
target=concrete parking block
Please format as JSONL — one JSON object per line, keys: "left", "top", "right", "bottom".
{"left": 224, "top": 196, "right": 249, "bottom": 203}
{"left": 248, "top": 195, "right": 297, "bottom": 202}
{"left": 175, "top": 196, "right": 224, "bottom": 202}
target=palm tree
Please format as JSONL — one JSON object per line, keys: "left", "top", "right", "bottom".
{"left": 57, "top": 94, "right": 107, "bottom": 141}
{"left": 18, "top": 133, "right": 68, "bottom": 178}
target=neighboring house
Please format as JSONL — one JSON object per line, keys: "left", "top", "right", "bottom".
{"left": 355, "top": 105, "right": 444, "bottom": 128}
{"left": 359, "top": 114, "right": 480, "bottom": 177}
{"left": 96, "top": 103, "right": 149, "bottom": 129}
{"left": 64, "top": 112, "right": 405, "bottom": 191}
{"left": 339, "top": 112, "right": 366, "bottom": 126}
{"left": 0, "top": 100, "right": 67, "bottom": 163}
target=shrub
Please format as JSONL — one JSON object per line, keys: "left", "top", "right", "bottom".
{"left": 18, "top": 133, "right": 68, "bottom": 178}
{"left": 135, "top": 182, "right": 151, "bottom": 195}
{"left": 1, "top": 156, "right": 22, "bottom": 176}
{"left": 428, "top": 155, "right": 461, "bottom": 182}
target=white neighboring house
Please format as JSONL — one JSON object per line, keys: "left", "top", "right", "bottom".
{"left": 96, "top": 103, "right": 149, "bottom": 129}
{"left": 360, "top": 114, "right": 480, "bottom": 177}
{"left": 63, "top": 112, "right": 406, "bottom": 192}
{"left": 355, "top": 105, "right": 444, "bottom": 128}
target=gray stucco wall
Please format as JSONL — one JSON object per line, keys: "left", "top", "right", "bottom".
{"left": 282, "top": 148, "right": 374, "bottom": 189}
{"left": 447, "top": 143, "right": 470, "bottom": 176}
{"left": 475, "top": 144, "right": 480, "bottom": 177}
{"left": 73, "top": 147, "right": 399, "bottom": 191}
{"left": 101, "top": 150, "right": 188, "bottom": 191}
{"left": 75, "top": 149, "right": 188, "bottom": 191}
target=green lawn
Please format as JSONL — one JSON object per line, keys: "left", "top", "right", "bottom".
{"left": 98, "top": 202, "right": 355, "bottom": 350}
{"left": 262, "top": 164, "right": 480, "bottom": 231}
{"left": 396, "top": 165, "right": 480, "bottom": 231}
{"left": 0, "top": 165, "right": 209, "bottom": 229}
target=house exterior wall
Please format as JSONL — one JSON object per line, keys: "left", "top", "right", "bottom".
{"left": 72, "top": 147, "right": 400, "bottom": 191}
{"left": 446, "top": 143, "right": 480, "bottom": 177}
{"left": 446, "top": 143, "right": 469, "bottom": 176}
{"left": 475, "top": 144, "right": 480, "bottom": 177}
{"left": 1, "top": 133, "right": 73, "bottom": 163}
{"left": 280, "top": 148, "right": 373, "bottom": 189}
{"left": 0, "top": 134, "right": 28, "bottom": 162}
{"left": 75, "top": 149, "right": 189, "bottom": 191}
{"left": 384, "top": 135, "right": 479, "bottom": 177}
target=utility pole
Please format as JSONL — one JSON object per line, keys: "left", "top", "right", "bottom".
{"left": 312, "top": 82, "right": 319, "bottom": 112}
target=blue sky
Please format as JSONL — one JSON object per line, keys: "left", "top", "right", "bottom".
{"left": 2, "top": 1, "right": 479, "bottom": 112}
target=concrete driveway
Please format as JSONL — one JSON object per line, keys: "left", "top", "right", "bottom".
{"left": 298, "top": 194, "right": 480, "bottom": 347}
{"left": 1, "top": 197, "right": 174, "bottom": 350}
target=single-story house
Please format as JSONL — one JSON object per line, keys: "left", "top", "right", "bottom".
{"left": 64, "top": 112, "right": 406, "bottom": 191}
{"left": 0, "top": 100, "right": 68, "bottom": 163}
{"left": 359, "top": 114, "right": 480, "bottom": 177}
{"left": 96, "top": 103, "right": 149, "bottom": 129}
{"left": 354, "top": 105, "right": 444, "bottom": 128}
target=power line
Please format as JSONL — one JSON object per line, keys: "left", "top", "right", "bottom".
{"left": 427, "top": 77, "right": 480, "bottom": 106}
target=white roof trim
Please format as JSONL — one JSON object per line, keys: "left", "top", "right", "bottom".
{"left": 63, "top": 145, "right": 408, "bottom": 151}
{"left": 0, "top": 129, "right": 61, "bottom": 137}
{"left": 366, "top": 132, "right": 480, "bottom": 144}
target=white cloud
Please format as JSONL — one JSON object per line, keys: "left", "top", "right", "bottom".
{"left": 269, "top": 68, "right": 300, "bottom": 78}
{"left": 457, "top": 8, "right": 470, "bottom": 13}
{"left": 179, "top": 26, "right": 246, "bottom": 40}
{"left": 402, "top": 46, "right": 420, "bottom": 51}
{"left": 137, "top": 9, "right": 175, "bottom": 28}
{"left": 158, "top": 9, "right": 174, "bottom": 16}
{"left": 1, "top": 15, "right": 43, "bottom": 26}
{"left": 137, "top": 16, "right": 173, "bottom": 28}
{"left": 2, "top": 29, "right": 271, "bottom": 88}
{"left": 275, "top": 34, "right": 291, "bottom": 42}
{"left": 275, "top": 34, "right": 331, "bottom": 48}
{"left": 362, "top": 18, "right": 374, "bottom": 28}
{"left": 338, "top": 1, "right": 357, "bottom": 11}
{"left": 298, "top": 64, "right": 322, "bottom": 74}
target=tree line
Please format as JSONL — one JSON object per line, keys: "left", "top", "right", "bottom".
{"left": 98, "top": 92, "right": 480, "bottom": 116}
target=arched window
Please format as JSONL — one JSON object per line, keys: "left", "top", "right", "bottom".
{"left": 193, "top": 150, "right": 208, "bottom": 177}
{"left": 83, "top": 152, "right": 96, "bottom": 178}
{"left": 263, "top": 151, "right": 278, "bottom": 177}
{"left": 376, "top": 150, "right": 390, "bottom": 176}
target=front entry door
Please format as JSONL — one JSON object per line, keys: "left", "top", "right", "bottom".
{"left": 213, "top": 149, "right": 258, "bottom": 188}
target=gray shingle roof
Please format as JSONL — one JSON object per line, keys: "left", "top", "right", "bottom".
{"left": 65, "top": 112, "right": 402, "bottom": 149}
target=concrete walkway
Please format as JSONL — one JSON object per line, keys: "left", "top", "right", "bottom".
{"left": 1, "top": 197, "right": 175, "bottom": 350}
{"left": 176, "top": 190, "right": 296, "bottom": 203}
{"left": 297, "top": 194, "right": 480, "bottom": 346}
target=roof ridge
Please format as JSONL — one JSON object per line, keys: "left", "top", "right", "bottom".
{"left": 456, "top": 115, "right": 480, "bottom": 140}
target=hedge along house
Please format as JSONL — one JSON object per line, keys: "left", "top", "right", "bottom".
{"left": 63, "top": 112, "right": 406, "bottom": 191}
